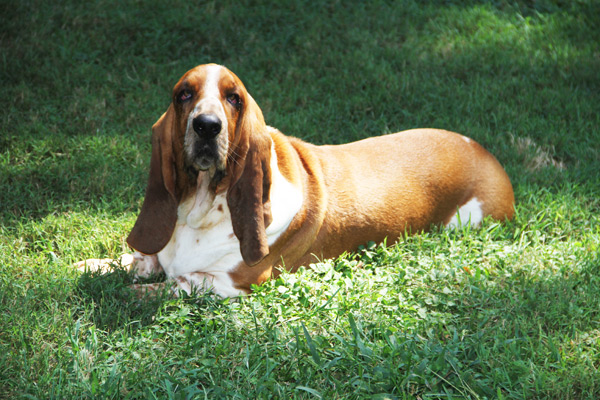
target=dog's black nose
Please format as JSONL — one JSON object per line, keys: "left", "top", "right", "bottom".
{"left": 193, "top": 114, "right": 222, "bottom": 138}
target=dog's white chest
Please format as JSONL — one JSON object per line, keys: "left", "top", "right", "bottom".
{"left": 157, "top": 143, "right": 303, "bottom": 281}
{"left": 158, "top": 193, "right": 242, "bottom": 278}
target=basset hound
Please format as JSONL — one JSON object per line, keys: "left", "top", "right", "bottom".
{"left": 78, "top": 64, "right": 514, "bottom": 298}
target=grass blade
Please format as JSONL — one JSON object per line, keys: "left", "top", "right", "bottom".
{"left": 301, "top": 322, "right": 322, "bottom": 368}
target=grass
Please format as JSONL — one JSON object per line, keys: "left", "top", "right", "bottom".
{"left": 1, "top": 0, "right": 599, "bottom": 398}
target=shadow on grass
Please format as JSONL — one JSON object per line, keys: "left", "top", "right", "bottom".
{"left": 73, "top": 265, "right": 232, "bottom": 333}
{"left": 0, "top": 132, "right": 146, "bottom": 226}
{"left": 1, "top": 0, "right": 598, "bottom": 225}
{"left": 461, "top": 254, "right": 600, "bottom": 337}
{"left": 73, "top": 266, "right": 167, "bottom": 332}
{"left": 444, "top": 253, "right": 600, "bottom": 396}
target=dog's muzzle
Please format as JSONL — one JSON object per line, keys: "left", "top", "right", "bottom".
{"left": 185, "top": 113, "right": 226, "bottom": 175}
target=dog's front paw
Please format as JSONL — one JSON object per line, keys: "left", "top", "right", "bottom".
{"left": 130, "top": 252, "right": 163, "bottom": 281}
{"left": 74, "top": 254, "right": 134, "bottom": 274}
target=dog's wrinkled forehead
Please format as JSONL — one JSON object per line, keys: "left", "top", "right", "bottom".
{"left": 173, "top": 64, "right": 240, "bottom": 104}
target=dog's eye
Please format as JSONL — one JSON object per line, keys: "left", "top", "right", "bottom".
{"left": 227, "top": 93, "right": 241, "bottom": 107}
{"left": 179, "top": 89, "right": 193, "bottom": 102}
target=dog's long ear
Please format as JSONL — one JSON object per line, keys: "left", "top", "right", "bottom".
{"left": 127, "top": 105, "right": 178, "bottom": 254}
{"left": 227, "top": 94, "right": 273, "bottom": 266}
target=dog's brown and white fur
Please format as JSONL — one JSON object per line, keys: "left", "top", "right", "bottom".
{"left": 78, "top": 64, "right": 514, "bottom": 298}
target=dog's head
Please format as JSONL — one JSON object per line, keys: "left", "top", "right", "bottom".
{"left": 127, "top": 64, "right": 273, "bottom": 266}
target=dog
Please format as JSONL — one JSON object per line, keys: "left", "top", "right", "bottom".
{"left": 77, "top": 64, "right": 514, "bottom": 298}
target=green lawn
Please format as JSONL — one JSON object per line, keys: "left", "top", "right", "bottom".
{"left": 1, "top": 0, "right": 599, "bottom": 398}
